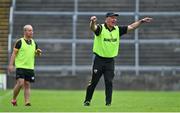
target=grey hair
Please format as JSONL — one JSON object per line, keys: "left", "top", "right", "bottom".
{"left": 23, "top": 25, "right": 32, "bottom": 31}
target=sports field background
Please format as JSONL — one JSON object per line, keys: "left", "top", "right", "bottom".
{"left": 1, "top": 90, "right": 180, "bottom": 112}
{"left": 1, "top": 0, "right": 180, "bottom": 112}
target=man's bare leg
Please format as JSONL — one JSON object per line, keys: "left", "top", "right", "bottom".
{"left": 11, "top": 78, "right": 24, "bottom": 106}
{"left": 24, "top": 80, "right": 31, "bottom": 106}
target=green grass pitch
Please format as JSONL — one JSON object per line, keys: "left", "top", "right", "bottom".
{"left": 0, "top": 89, "right": 180, "bottom": 112}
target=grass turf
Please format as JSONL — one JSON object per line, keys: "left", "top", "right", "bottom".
{"left": 0, "top": 89, "right": 180, "bottom": 112}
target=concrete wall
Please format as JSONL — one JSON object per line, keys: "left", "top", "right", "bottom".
{"left": 7, "top": 74, "right": 180, "bottom": 91}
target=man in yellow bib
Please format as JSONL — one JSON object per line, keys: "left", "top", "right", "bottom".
{"left": 84, "top": 13, "right": 152, "bottom": 106}
{"left": 8, "top": 25, "right": 42, "bottom": 106}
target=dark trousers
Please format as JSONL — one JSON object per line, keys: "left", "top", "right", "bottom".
{"left": 84, "top": 54, "right": 115, "bottom": 104}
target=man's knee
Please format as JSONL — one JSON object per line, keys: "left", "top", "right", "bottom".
{"left": 24, "top": 81, "right": 30, "bottom": 88}
{"left": 16, "top": 79, "right": 24, "bottom": 87}
{"left": 105, "top": 79, "right": 113, "bottom": 86}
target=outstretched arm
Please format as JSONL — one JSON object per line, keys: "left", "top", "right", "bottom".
{"left": 127, "top": 17, "right": 153, "bottom": 33}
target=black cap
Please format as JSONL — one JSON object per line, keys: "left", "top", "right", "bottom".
{"left": 106, "top": 12, "right": 119, "bottom": 17}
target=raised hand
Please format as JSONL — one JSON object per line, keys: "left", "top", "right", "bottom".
{"left": 140, "top": 17, "right": 153, "bottom": 23}
{"left": 90, "top": 16, "right": 97, "bottom": 23}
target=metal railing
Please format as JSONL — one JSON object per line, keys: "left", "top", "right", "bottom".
{"left": 8, "top": 0, "right": 180, "bottom": 75}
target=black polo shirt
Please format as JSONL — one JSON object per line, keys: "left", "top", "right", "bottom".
{"left": 94, "top": 23, "right": 128, "bottom": 37}
{"left": 15, "top": 38, "right": 38, "bottom": 50}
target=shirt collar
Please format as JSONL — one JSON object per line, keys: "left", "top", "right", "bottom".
{"left": 104, "top": 23, "right": 116, "bottom": 31}
{"left": 23, "top": 37, "right": 32, "bottom": 44}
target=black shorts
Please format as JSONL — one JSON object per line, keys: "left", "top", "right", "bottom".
{"left": 16, "top": 68, "right": 35, "bottom": 82}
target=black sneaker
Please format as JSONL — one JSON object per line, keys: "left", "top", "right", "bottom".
{"left": 25, "top": 103, "right": 31, "bottom": 106}
{"left": 106, "top": 103, "right": 111, "bottom": 106}
{"left": 84, "top": 101, "right": 90, "bottom": 106}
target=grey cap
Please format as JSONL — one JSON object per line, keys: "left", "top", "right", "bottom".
{"left": 106, "top": 12, "right": 119, "bottom": 17}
